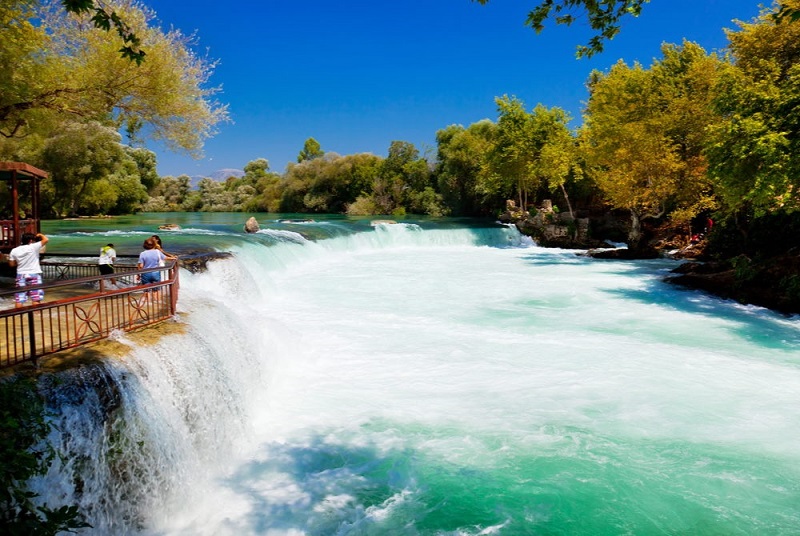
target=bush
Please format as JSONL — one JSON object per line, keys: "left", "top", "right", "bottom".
{"left": 0, "top": 376, "right": 90, "bottom": 535}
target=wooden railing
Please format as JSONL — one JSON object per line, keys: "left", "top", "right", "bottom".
{"left": 0, "top": 219, "right": 37, "bottom": 251}
{"left": 0, "top": 260, "right": 180, "bottom": 369}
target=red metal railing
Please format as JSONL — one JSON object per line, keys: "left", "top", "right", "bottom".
{"left": 0, "top": 260, "right": 180, "bottom": 368}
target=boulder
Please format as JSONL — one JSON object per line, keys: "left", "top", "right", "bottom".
{"left": 244, "top": 217, "right": 260, "bottom": 233}
{"left": 179, "top": 251, "right": 234, "bottom": 273}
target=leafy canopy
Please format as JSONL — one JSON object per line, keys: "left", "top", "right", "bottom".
{"left": 61, "top": 0, "right": 145, "bottom": 63}
{"left": 471, "top": 0, "right": 650, "bottom": 57}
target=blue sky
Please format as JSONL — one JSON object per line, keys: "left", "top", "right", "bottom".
{"left": 143, "top": 0, "right": 763, "bottom": 178}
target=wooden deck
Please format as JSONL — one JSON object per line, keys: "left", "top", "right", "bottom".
{"left": 0, "top": 260, "right": 179, "bottom": 369}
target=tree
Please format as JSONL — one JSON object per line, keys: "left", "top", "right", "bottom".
{"left": 369, "top": 141, "right": 437, "bottom": 215}
{"left": 581, "top": 42, "right": 724, "bottom": 248}
{"left": 40, "top": 121, "right": 127, "bottom": 216}
{"left": 706, "top": 0, "right": 800, "bottom": 218}
{"left": 240, "top": 159, "right": 287, "bottom": 212}
{"left": 536, "top": 112, "right": 581, "bottom": 219}
{"left": 144, "top": 174, "right": 192, "bottom": 211}
{"left": 472, "top": 0, "right": 649, "bottom": 57}
{"left": 125, "top": 147, "right": 159, "bottom": 190}
{"left": 486, "top": 97, "right": 576, "bottom": 213}
{"left": 102, "top": 156, "right": 149, "bottom": 214}
{"left": 280, "top": 152, "right": 383, "bottom": 214}
{"left": 297, "top": 137, "right": 324, "bottom": 162}
{"left": 243, "top": 158, "right": 271, "bottom": 181}
{"left": 1, "top": 376, "right": 90, "bottom": 534}
{"left": 1, "top": 0, "right": 229, "bottom": 157}
{"left": 582, "top": 60, "right": 666, "bottom": 248}
{"left": 61, "top": 0, "right": 145, "bottom": 63}
{"left": 435, "top": 120, "right": 497, "bottom": 216}
{"left": 487, "top": 96, "right": 538, "bottom": 209}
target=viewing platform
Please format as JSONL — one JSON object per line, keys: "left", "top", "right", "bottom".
{"left": 0, "top": 161, "right": 183, "bottom": 370}
{"left": 0, "top": 257, "right": 180, "bottom": 369}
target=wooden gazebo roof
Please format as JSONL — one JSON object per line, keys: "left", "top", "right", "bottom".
{"left": 0, "top": 161, "right": 49, "bottom": 181}
{"left": 0, "top": 161, "right": 48, "bottom": 253}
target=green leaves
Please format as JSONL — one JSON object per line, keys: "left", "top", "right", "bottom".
{"left": 707, "top": 0, "right": 800, "bottom": 216}
{"left": 62, "top": 0, "right": 145, "bottom": 64}
{"left": 475, "top": 0, "right": 651, "bottom": 57}
{"left": 60, "top": 0, "right": 94, "bottom": 14}
{"left": 0, "top": 376, "right": 90, "bottom": 534}
{"left": 581, "top": 42, "right": 723, "bottom": 244}
{"left": 773, "top": 5, "right": 800, "bottom": 24}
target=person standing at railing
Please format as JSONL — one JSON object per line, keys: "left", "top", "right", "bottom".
{"left": 151, "top": 234, "right": 168, "bottom": 278}
{"left": 98, "top": 243, "right": 117, "bottom": 286}
{"left": 7, "top": 232, "right": 48, "bottom": 308}
{"left": 137, "top": 237, "right": 176, "bottom": 285}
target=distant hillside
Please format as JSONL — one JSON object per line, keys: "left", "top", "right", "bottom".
{"left": 188, "top": 168, "right": 245, "bottom": 189}
{"left": 210, "top": 168, "right": 245, "bottom": 181}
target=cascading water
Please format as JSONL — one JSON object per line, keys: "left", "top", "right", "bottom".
{"left": 26, "top": 215, "right": 800, "bottom": 535}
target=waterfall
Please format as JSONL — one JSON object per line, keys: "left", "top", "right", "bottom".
{"left": 28, "top": 221, "right": 531, "bottom": 533}
{"left": 19, "top": 216, "right": 800, "bottom": 534}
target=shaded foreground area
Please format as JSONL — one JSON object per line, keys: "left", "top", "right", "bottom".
{"left": 666, "top": 255, "right": 800, "bottom": 316}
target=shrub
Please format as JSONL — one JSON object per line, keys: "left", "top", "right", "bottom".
{"left": 0, "top": 376, "right": 90, "bottom": 534}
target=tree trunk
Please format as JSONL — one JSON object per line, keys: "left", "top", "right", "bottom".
{"left": 559, "top": 183, "right": 574, "bottom": 220}
{"left": 628, "top": 209, "right": 642, "bottom": 250}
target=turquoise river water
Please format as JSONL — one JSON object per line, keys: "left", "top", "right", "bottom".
{"left": 27, "top": 213, "right": 800, "bottom": 535}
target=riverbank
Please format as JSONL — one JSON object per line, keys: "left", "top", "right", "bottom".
{"left": 502, "top": 205, "right": 800, "bottom": 317}
{"left": 665, "top": 254, "right": 800, "bottom": 316}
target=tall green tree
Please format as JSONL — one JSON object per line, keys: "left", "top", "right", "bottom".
{"left": 241, "top": 158, "right": 286, "bottom": 212}
{"left": 143, "top": 174, "right": 192, "bottom": 211}
{"left": 651, "top": 41, "right": 724, "bottom": 226}
{"left": 297, "top": 137, "right": 324, "bottom": 162}
{"left": 486, "top": 97, "right": 576, "bottom": 213}
{"left": 1, "top": 0, "right": 228, "bottom": 156}
{"left": 706, "top": 0, "right": 800, "bottom": 218}
{"left": 282, "top": 153, "right": 383, "bottom": 214}
{"left": 378, "top": 141, "right": 437, "bottom": 215}
{"left": 528, "top": 105, "right": 580, "bottom": 218}
{"left": 40, "top": 121, "right": 127, "bottom": 216}
{"left": 126, "top": 147, "right": 159, "bottom": 190}
{"left": 582, "top": 42, "right": 724, "bottom": 248}
{"left": 487, "top": 96, "right": 538, "bottom": 210}
{"left": 435, "top": 120, "right": 497, "bottom": 216}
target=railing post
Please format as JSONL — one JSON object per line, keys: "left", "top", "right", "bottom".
{"left": 170, "top": 265, "right": 180, "bottom": 315}
{"left": 26, "top": 309, "right": 36, "bottom": 364}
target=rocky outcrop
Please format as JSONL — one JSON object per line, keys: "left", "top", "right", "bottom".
{"left": 499, "top": 199, "right": 615, "bottom": 249}
{"left": 177, "top": 251, "right": 234, "bottom": 273}
{"left": 586, "top": 247, "right": 660, "bottom": 260}
{"left": 243, "top": 217, "right": 260, "bottom": 233}
{"left": 666, "top": 254, "right": 800, "bottom": 315}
